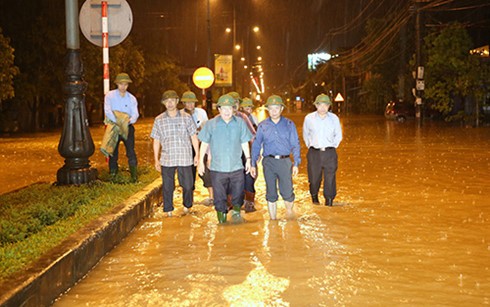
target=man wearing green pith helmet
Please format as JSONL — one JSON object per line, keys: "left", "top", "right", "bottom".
{"left": 198, "top": 94, "right": 253, "bottom": 224}
{"left": 303, "top": 93, "right": 343, "bottom": 207}
{"left": 104, "top": 72, "right": 139, "bottom": 182}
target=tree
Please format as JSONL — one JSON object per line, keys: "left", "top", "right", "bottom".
{"left": 0, "top": 27, "right": 19, "bottom": 106}
{"left": 424, "top": 23, "right": 489, "bottom": 122}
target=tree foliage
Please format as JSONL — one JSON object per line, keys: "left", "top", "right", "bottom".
{"left": 0, "top": 27, "right": 19, "bottom": 105}
{"left": 424, "top": 23, "right": 489, "bottom": 120}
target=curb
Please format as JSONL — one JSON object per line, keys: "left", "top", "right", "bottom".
{"left": 0, "top": 179, "right": 162, "bottom": 307}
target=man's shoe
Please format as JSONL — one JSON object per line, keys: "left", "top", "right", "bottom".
{"left": 231, "top": 205, "right": 244, "bottom": 223}
{"left": 129, "top": 165, "right": 138, "bottom": 183}
{"left": 326, "top": 198, "right": 333, "bottom": 207}
{"left": 217, "top": 211, "right": 227, "bottom": 223}
{"left": 183, "top": 207, "right": 190, "bottom": 214}
{"left": 311, "top": 195, "right": 320, "bottom": 205}
{"left": 244, "top": 200, "right": 257, "bottom": 213}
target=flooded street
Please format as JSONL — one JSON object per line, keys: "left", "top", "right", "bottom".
{"left": 2, "top": 112, "right": 489, "bottom": 305}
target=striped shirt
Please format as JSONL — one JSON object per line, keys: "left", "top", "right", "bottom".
{"left": 150, "top": 111, "right": 197, "bottom": 167}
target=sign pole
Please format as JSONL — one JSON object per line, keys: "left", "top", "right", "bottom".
{"left": 102, "top": 1, "right": 109, "bottom": 95}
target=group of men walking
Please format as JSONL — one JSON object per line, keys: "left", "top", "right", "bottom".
{"left": 103, "top": 72, "right": 343, "bottom": 224}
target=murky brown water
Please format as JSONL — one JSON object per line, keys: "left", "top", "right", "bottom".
{"left": 2, "top": 111, "right": 489, "bottom": 306}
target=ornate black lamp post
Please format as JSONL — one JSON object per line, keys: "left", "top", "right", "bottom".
{"left": 57, "top": 0, "right": 97, "bottom": 185}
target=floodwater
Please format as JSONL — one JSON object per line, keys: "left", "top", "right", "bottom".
{"left": 2, "top": 111, "right": 489, "bottom": 306}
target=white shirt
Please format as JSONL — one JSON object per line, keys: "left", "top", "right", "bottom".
{"left": 303, "top": 111, "right": 342, "bottom": 148}
{"left": 192, "top": 107, "right": 209, "bottom": 129}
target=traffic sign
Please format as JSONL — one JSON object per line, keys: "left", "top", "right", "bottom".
{"left": 79, "top": 0, "right": 133, "bottom": 47}
{"left": 334, "top": 93, "right": 344, "bottom": 102}
{"left": 193, "top": 67, "right": 215, "bottom": 89}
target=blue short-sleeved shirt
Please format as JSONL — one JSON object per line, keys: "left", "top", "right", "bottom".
{"left": 198, "top": 116, "right": 253, "bottom": 172}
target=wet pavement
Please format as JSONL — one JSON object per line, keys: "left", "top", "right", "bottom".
{"left": 2, "top": 111, "right": 489, "bottom": 305}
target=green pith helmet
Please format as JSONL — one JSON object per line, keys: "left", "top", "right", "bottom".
{"left": 240, "top": 98, "right": 254, "bottom": 108}
{"left": 217, "top": 94, "right": 235, "bottom": 107}
{"left": 181, "top": 91, "right": 198, "bottom": 103}
{"left": 114, "top": 73, "right": 132, "bottom": 84}
{"left": 265, "top": 94, "right": 285, "bottom": 107}
{"left": 161, "top": 90, "right": 179, "bottom": 102}
{"left": 227, "top": 91, "right": 242, "bottom": 103}
{"left": 314, "top": 93, "right": 332, "bottom": 105}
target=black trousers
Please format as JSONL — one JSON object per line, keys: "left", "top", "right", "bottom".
{"left": 161, "top": 165, "right": 194, "bottom": 212}
{"left": 210, "top": 169, "right": 244, "bottom": 213}
{"left": 109, "top": 125, "right": 137, "bottom": 171}
{"left": 306, "top": 147, "right": 338, "bottom": 199}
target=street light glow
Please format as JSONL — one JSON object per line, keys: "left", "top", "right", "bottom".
{"left": 253, "top": 26, "right": 259, "bottom": 32}
{"left": 235, "top": 44, "right": 241, "bottom": 50}
{"left": 225, "top": 27, "right": 231, "bottom": 33}
{"left": 256, "top": 45, "right": 261, "bottom": 50}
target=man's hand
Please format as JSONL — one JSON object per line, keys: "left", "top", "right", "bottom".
{"left": 198, "top": 161, "right": 205, "bottom": 176}
{"left": 245, "top": 159, "right": 251, "bottom": 174}
{"left": 292, "top": 166, "right": 299, "bottom": 177}
{"left": 154, "top": 161, "right": 161, "bottom": 173}
{"left": 193, "top": 155, "right": 199, "bottom": 166}
{"left": 250, "top": 166, "right": 257, "bottom": 178}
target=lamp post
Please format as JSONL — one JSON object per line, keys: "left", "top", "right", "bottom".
{"left": 57, "top": 0, "right": 97, "bottom": 185}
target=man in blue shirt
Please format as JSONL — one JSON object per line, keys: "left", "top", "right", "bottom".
{"left": 104, "top": 73, "right": 139, "bottom": 182}
{"left": 250, "top": 95, "right": 301, "bottom": 220}
{"left": 303, "top": 93, "right": 343, "bottom": 206}
{"left": 198, "top": 94, "right": 253, "bottom": 223}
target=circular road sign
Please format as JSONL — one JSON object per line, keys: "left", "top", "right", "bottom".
{"left": 193, "top": 67, "right": 215, "bottom": 89}
{"left": 79, "top": 0, "right": 133, "bottom": 47}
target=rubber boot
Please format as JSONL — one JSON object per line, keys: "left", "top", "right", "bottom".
{"left": 267, "top": 202, "right": 277, "bottom": 220}
{"left": 244, "top": 191, "right": 257, "bottom": 212}
{"left": 129, "top": 165, "right": 138, "bottom": 183}
{"left": 231, "top": 205, "right": 244, "bottom": 223}
{"left": 217, "top": 211, "right": 227, "bottom": 224}
{"left": 109, "top": 168, "right": 118, "bottom": 182}
{"left": 285, "top": 201, "right": 295, "bottom": 219}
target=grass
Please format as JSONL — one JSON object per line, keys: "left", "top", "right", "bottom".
{"left": 0, "top": 167, "right": 159, "bottom": 282}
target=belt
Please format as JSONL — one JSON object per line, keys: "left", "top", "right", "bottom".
{"left": 267, "top": 155, "right": 290, "bottom": 159}
{"left": 310, "top": 147, "right": 334, "bottom": 151}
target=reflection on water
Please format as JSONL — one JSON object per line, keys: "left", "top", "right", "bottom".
{"left": 53, "top": 114, "right": 490, "bottom": 306}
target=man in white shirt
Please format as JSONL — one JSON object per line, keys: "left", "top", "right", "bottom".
{"left": 181, "top": 91, "right": 213, "bottom": 206}
{"left": 104, "top": 73, "right": 139, "bottom": 182}
{"left": 303, "top": 94, "right": 343, "bottom": 206}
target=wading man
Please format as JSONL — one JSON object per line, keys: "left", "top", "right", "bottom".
{"left": 250, "top": 94, "right": 301, "bottom": 219}
{"left": 198, "top": 94, "right": 253, "bottom": 223}
{"left": 303, "top": 93, "right": 342, "bottom": 206}
{"left": 151, "top": 90, "right": 199, "bottom": 217}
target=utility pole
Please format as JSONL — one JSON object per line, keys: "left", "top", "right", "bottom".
{"left": 414, "top": 0, "right": 427, "bottom": 120}
{"left": 206, "top": 0, "right": 211, "bottom": 68}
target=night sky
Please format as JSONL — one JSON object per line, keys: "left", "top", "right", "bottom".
{"left": 0, "top": 0, "right": 489, "bottom": 91}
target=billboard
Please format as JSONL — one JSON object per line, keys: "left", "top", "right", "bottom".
{"left": 214, "top": 54, "right": 233, "bottom": 87}
{"left": 307, "top": 52, "right": 331, "bottom": 71}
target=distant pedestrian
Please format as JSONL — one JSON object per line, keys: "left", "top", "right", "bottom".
{"left": 180, "top": 90, "right": 213, "bottom": 206}
{"left": 198, "top": 94, "right": 253, "bottom": 223}
{"left": 103, "top": 72, "right": 139, "bottom": 182}
{"left": 151, "top": 90, "right": 199, "bottom": 217}
{"left": 250, "top": 94, "right": 301, "bottom": 219}
{"left": 303, "top": 93, "right": 342, "bottom": 206}
{"left": 240, "top": 97, "right": 259, "bottom": 129}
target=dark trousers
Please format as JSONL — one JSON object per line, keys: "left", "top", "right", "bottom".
{"left": 242, "top": 154, "right": 255, "bottom": 193}
{"left": 307, "top": 147, "right": 338, "bottom": 199}
{"left": 161, "top": 165, "right": 194, "bottom": 212}
{"left": 109, "top": 125, "right": 137, "bottom": 171}
{"left": 191, "top": 148, "right": 212, "bottom": 189}
{"left": 262, "top": 157, "right": 295, "bottom": 202}
{"left": 210, "top": 169, "right": 244, "bottom": 213}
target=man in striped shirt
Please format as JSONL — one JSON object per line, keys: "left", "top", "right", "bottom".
{"left": 151, "top": 90, "right": 199, "bottom": 217}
